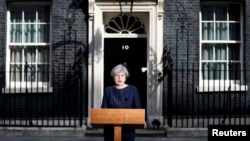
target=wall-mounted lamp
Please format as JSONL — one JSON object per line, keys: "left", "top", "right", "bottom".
{"left": 119, "top": 0, "right": 134, "bottom": 15}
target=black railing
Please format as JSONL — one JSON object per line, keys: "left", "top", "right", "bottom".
{"left": 164, "top": 63, "right": 250, "bottom": 128}
{"left": 0, "top": 65, "right": 249, "bottom": 128}
{"left": 0, "top": 66, "right": 84, "bottom": 127}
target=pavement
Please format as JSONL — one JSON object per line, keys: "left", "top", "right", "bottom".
{"left": 0, "top": 127, "right": 208, "bottom": 141}
{"left": 0, "top": 136, "right": 208, "bottom": 141}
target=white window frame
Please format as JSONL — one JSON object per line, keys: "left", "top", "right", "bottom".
{"left": 3, "top": 2, "right": 52, "bottom": 93}
{"left": 198, "top": 2, "right": 247, "bottom": 92}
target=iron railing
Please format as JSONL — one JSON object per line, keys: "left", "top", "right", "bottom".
{"left": 0, "top": 65, "right": 85, "bottom": 127}
{"left": 0, "top": 65, "right": 249, "bottom": 128}
{"left": 164, "top": 63, "right": 250, "bottom": 128}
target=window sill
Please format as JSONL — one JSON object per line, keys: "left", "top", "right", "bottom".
{"left": 2, "top": 87, "right": 53, "bottom": 94}
{"left": 196, "top": 84, "right": 248, "bottom": 93}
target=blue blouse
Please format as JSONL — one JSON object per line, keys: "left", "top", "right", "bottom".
{"left": 101, "top": 85, "right": 142, "bottom": 141}
{"left": 101, "top": 85, "right": 141, "bottom": 109}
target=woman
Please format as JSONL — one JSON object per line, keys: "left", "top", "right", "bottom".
{"left": 101, "top": 64, "right": 142, "bottom": 141}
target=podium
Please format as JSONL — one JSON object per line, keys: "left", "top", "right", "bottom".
{"left": 90, "top": 108, "right": 145, "bottom": 141}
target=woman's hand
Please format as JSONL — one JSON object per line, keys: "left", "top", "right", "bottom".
{"left": 144, "top": 121, "right": 147, "bottom": 128}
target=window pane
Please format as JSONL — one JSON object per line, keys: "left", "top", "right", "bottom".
{"left": 24, "top": 24, "right": 36, "bottom": 42}
{"left": 9, "top": 4, "right": 50, "bottom": 43}
{"left": 24, "top": 65, "right": 36, "bottom": 82}
{"left": 214, "top": 63, "right": 227, "bottom": 80}
{"left": 38, "top": 6, "right": 50, "bottom": 23}
{"left": 202, "top": 63, "right": 214, "bottom": 80}
{"left": 215, "top": 44, "right": 227, "bottom": 60}
{"left": 24, "top": 46, "right": 36, "bottom": 63}
{"left": 229, "top": 23, "right": 240, "bottom": 40}
{"left": 215, "top": 5, "right": 227, "bottom": 21}
{"left": 24, "top": 7, "right": 36, "bottom": 23}
{"left": 202, "top": 23, "right": 214, "bottom": 40}
{"left": 202, "top": 44, "right": 213, "bottom": 60}
{"left": 229, "top": 44, "right": 240, "bottom": 60}
{"left": 38, "top": 65, "right": 49, "bottom": 82}
{"left": 10, "top": 6, "right": 22, "bottom": 23}
{"left": 10, "top": 64, "right": 22, "bottom": 81}
{"left": 229, "top": 4, "right": 240, "bottom": 21}
{"left": 37, "top": 24, "right": 50, "bottom": 42}
{"left": 10, "top": 24, "right": 22, "bottom": 42}
{"left": 38, "top": 46, "right": 49, "bottom": 63}
{"left": 202, "top": 63, "right": 228, "bottom": 80}
{"left": 201, "top": 4, "right": 213, "bottom": 21}
{"left": 10, "top": 46, "right": 22, "bottom": 63}
{"left": 215, "top": 23, "right": 228, "bottom": 40}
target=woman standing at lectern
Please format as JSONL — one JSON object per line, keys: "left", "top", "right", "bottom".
{"left": 101, "top": 64, "right": 142, "bottom": 141}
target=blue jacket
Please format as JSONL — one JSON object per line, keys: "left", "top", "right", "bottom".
{"left": 101, "top": 85, "right": 142, "bottom": 141}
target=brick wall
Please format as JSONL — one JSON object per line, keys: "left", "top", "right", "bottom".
{"left": 0, "top": 0, "right": 89, "bottom": 121}
{"left": 162, "top": 0, "right": 250, "bottom": 117}
{"left": 50, "top": 0, "right": 88, "bottom": 116}
{"left": 0, "top": 0, "right": 6, "bottom": 73}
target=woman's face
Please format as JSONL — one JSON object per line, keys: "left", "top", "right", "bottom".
{"left": 113, "top": 72, "right": 126, "bottom": 86}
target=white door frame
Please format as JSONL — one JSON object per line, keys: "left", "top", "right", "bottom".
{"left": 87, "top": 0, "right": 164, "bottom": 128}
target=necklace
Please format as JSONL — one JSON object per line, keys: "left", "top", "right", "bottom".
{"left": 115, "top": 84, "right": 128, "bottom": 89}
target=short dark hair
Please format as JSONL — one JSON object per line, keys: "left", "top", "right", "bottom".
{"left": 110, "top": 64, "right": 129, "bottom": 78}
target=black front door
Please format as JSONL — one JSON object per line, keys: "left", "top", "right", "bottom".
{"left": 104, "top": 38, "right": 147, "bottom": 108}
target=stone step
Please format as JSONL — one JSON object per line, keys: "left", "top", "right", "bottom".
{"left": 85, "top": 128, "right": 167, "bottom": 137}
{"left": 0, "top": 127, "right": 207, "bottom": 138}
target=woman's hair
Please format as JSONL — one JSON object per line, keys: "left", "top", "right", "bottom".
{"left": 110, "top": 64, "right": 129, "bottom": 78}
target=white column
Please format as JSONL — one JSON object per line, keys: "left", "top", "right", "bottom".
{"left": 87, "top": 0, "right": 95, "bottom": 128}
{"left": 147, "top": 0, "right": 165, "bottom": 128}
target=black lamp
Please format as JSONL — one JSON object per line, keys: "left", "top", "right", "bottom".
{"left": 119, "top": 0, "right": 134, "bottom": 15}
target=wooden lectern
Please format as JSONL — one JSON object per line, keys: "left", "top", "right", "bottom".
{"left": 90, "top": 108, "right": 145, "bottom": 141}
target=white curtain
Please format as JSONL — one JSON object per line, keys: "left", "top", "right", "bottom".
{"left": 9, "top": 5, "right": 50, "bottom": 83}
{"left": 201, "top": 4, "right": 240, "bottom": 80}
{"left": 202, "top": 44, "right": 227, "bottom": 80}
{"left": 10, "top": 46, "right": 22, "bottom": 81}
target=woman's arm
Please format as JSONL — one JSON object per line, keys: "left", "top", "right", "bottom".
{"left": 101, "top": 89, "right": 108, "bottom": 108}
{"left": 133, "top": 86, "right": 142, "bottom": 108}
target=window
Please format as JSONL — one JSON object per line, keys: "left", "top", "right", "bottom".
{"left": 5, "top": 3, "right": 51, "bottom": 92}
{"left": 105, "top": 14, "right": 146, "bottom": 34}
{"left": 199, "top": 2, "right": 247, "bottom": 92}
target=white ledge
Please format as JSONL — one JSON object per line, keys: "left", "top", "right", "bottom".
{"left": 197, "top": 84, "right": 248, "bottom": 92}
{"left": 2, "top": 87, "right": 53, "bottom": 94}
